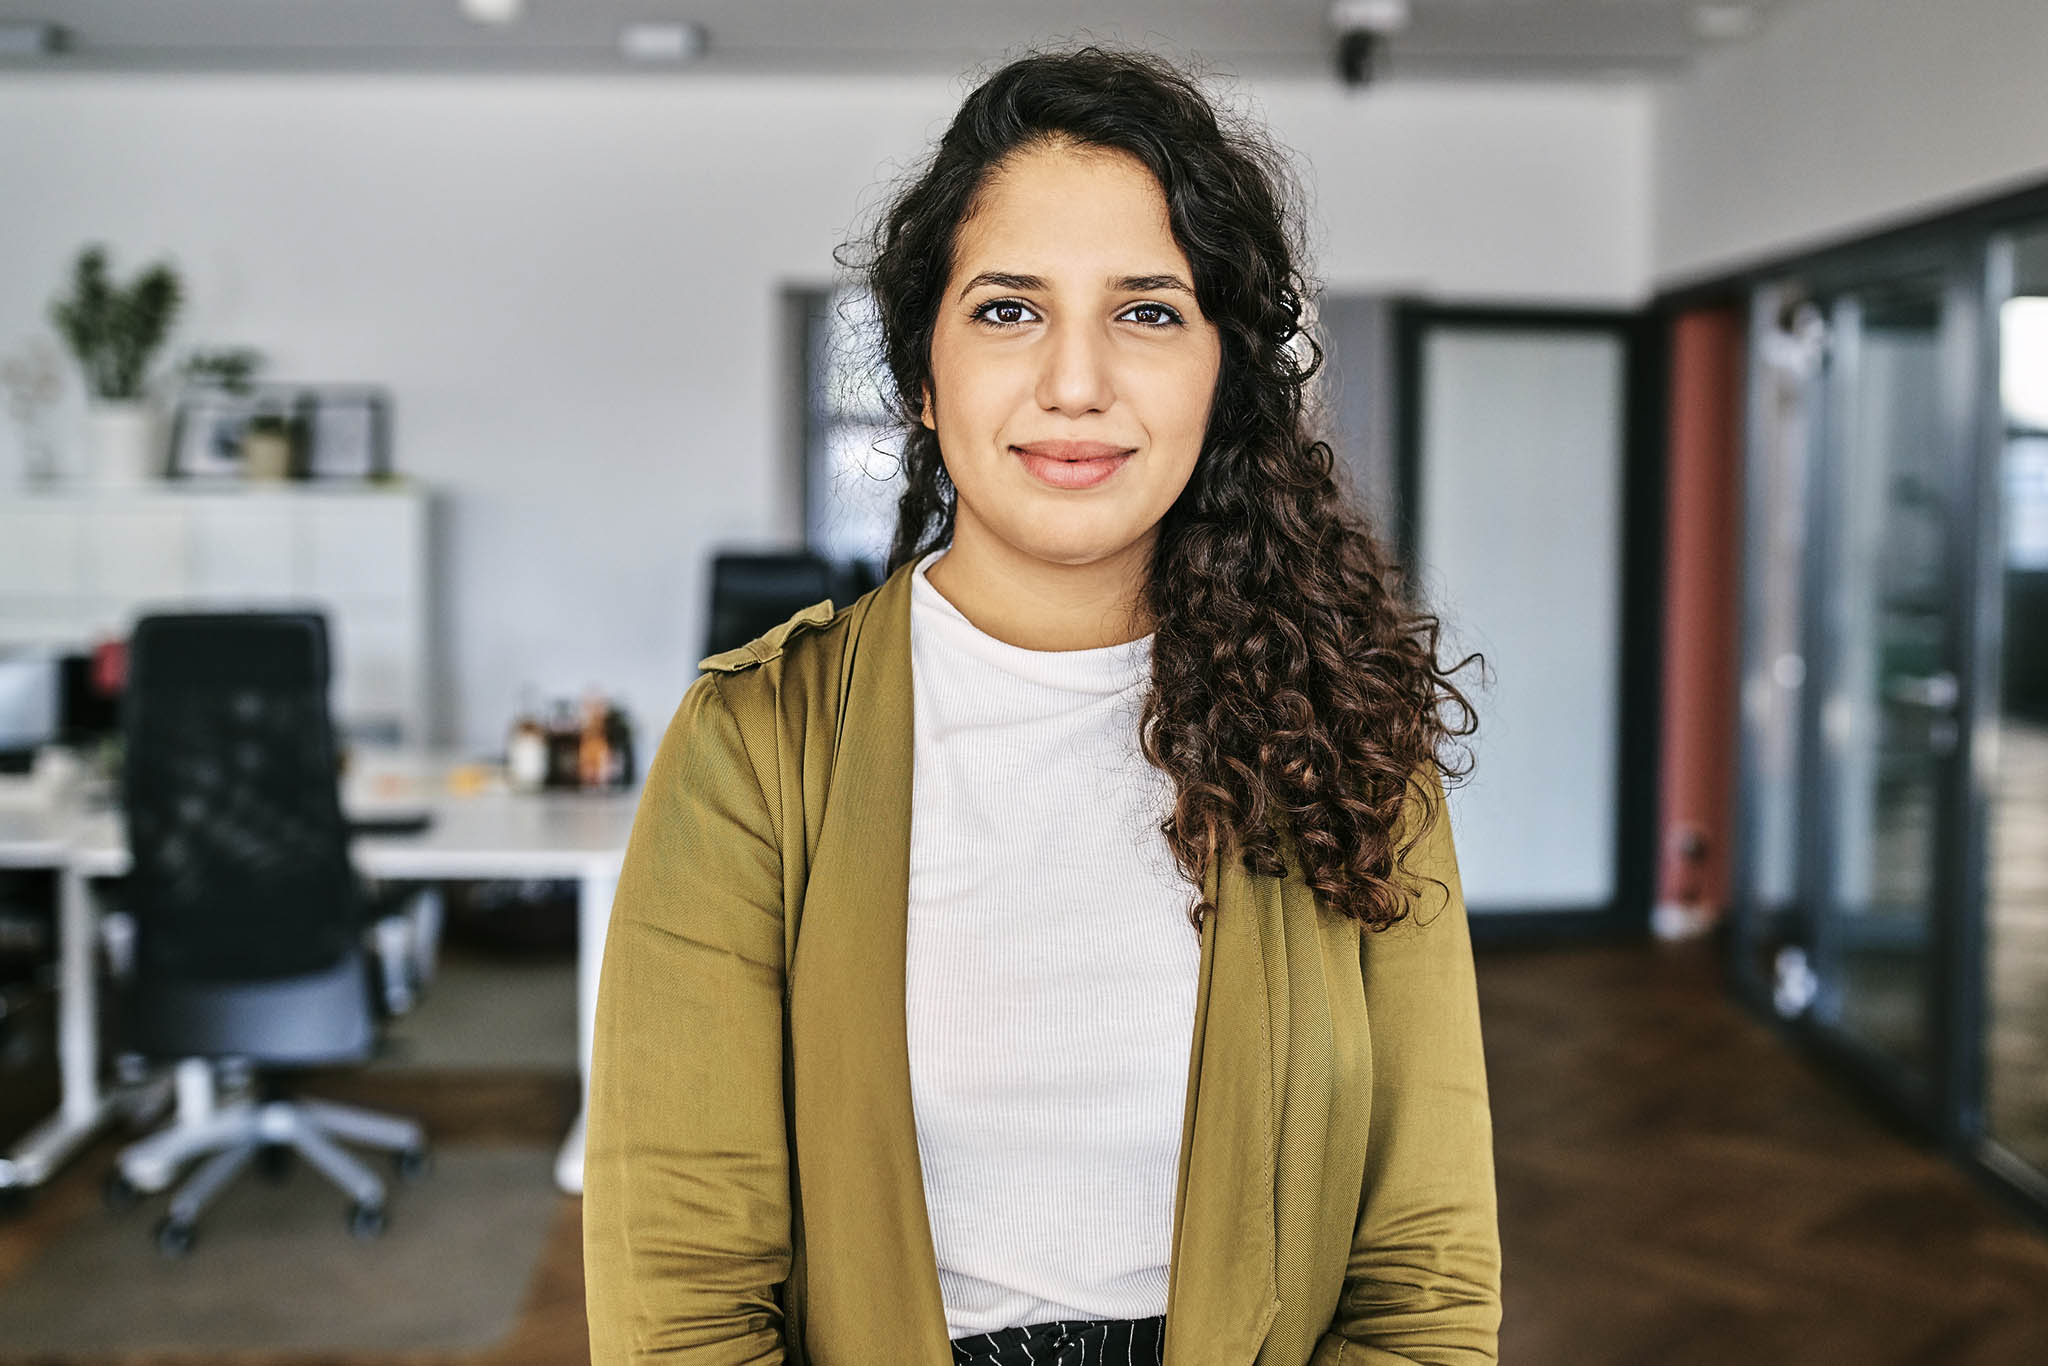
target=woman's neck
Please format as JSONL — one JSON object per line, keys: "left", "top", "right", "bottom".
{"left": 922, "top": 531, "right": 1155, "bottom": 653}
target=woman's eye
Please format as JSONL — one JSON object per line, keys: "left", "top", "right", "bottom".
{"left": 970, "top": 298, "right": 1038, "bottom": 327}
{"left": 1121, "top": 302, "right": 1184, "bottom": 327}
{"left": 968, "top": 299, "right": 1185, "bottom": 329}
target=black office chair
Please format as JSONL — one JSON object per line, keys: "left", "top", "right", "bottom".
{"left": 703, "top": 549, "right": 879, "bottom": 659}
{"left": 101, "top": 611, "right": 432, "bottom": 1257}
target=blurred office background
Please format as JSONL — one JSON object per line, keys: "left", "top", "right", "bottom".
{"left": 2, "top": 0, "right": 2048, "bottom": 1361}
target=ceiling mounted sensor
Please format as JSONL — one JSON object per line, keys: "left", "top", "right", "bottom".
{"left": 1690, "top": 3, "right": 1761, "bottom": 42}
{"left": 459, "top": 0, "right": 525, "bottom": 25}
{"left": 1328, "top": 0, "right": 1410, "bottom": 89}
{"left": 620, "top": 21, "right": 708, "bottom": 65}
{"left": 0, "top": 20, "right": 68, "bottom": 57}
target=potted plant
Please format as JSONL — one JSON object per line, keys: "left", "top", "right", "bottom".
{"left": 47, "top": 244, "right": 183, "bottom": 484}
{"left": 240, "top": 401, "right": 305, "bottom": 481}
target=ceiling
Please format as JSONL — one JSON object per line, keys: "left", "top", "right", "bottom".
{"left": 0, "top": 0, "right": 1797, "bottom": 80}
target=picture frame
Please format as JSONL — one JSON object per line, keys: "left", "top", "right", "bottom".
{"left": 303, "top": 385, "right": 393, "bottom": 481}
{"left": 165, "top": 382, "right": 394, "bottom": 482}
{"left": 166, "top": 386, "right": 259, "bottom": 480}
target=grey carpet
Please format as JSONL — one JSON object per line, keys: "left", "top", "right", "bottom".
{"left": 372, "top": 947, "right": 579, "bottom": 1073}
{"left": 0, "top": 1144, "right": 561, "bottom": 1355}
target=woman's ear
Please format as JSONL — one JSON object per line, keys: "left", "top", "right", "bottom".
{"left": 920, "top": 386, "right": 935, "bottom": 431}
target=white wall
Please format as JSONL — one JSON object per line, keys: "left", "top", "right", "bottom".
{"left": 0, "top": 71, "right": 1651, "bottom": 750}
{"left": 1261, "top": 79, "right": 1652, "bottom": 303}
{"left": 1655, "top": 0, "right": 2048, "bottom": 286}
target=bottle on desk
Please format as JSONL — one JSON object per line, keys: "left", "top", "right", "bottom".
{"left": 603, "top": 702, "right": 635, "bottom": 788}
{"left": 503, "top": 691, "right": 635, "bottom": 793}
{"left": 505, "top": 686, "right": 550, "bottom": 793}
{"left": 576, "top": 690, "right": 635, "bottom": 790}
{"left": 545, "top": 700, "right": 582, "bottom": 790}
{"left": 507, "top": 716, "right": 548, "bottom": 793}
{"left": 576, "top": 694, "right": 609, "bottom": 789}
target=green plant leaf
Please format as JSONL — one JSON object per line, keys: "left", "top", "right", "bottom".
{"left": 47, "top": 244, "right": 184, "bottom": 401}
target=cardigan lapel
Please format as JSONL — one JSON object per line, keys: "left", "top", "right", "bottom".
{"left": 789, "top": 559, "right": 954, "bottom": 1366}
{"left": 1163, "top": 846, "right": 1283, "bottom": 1366}
{"left": 792, "top": 557, "right": 1279, "bottom": 1366}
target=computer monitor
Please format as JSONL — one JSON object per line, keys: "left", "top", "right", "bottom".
{"left": 0, "top": 650, "right": 59, "bottom": 768}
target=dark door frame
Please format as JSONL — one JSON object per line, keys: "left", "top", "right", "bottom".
{"left": 1390, "top": 302, "right": 1667, "bottom": 948}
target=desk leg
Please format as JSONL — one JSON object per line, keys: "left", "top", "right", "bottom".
{"left": 557, "top": 864, "right": 618, "bottom": 1195}
{"left": 0, "top": 868, "right": 113, "bottom": 1193}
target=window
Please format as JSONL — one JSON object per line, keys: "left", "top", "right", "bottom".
{"left": 798, "top": 285, "right": 901, "bottom": 569}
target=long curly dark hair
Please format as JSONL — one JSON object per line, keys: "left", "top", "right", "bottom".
{"left": 838, "top": 44, "right": 1482, "bottom": 932}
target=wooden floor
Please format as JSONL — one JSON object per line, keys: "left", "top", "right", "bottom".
{"left": 1488, "top": 939, "right": 2048, "bottom": 1365}
{"left": 1988, "top": 720, "right": 2048, "bottom": 1170}
{"left": 4, "top": 937, "right": 2048, "bottom": 1364}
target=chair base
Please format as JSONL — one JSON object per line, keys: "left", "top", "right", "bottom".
{"left": 111, "top": 1060, "right": 426, "bottom": 1252}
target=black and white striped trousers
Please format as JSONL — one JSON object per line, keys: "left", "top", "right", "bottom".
{"left": 949, "top": 1314, "right": 1166, "bottom": 1366}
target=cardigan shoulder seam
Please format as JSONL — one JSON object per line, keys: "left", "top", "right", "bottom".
{"left": 696, "top": 597, "right": 839, "bottom": 674}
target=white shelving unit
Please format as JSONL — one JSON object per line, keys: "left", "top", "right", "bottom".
{"left": 0, "top": 481, "right": 434, "bottom": 745}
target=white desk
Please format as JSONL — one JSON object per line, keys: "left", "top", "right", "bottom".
{"left": 0, "top": 803, "right": 74, "bottom": 869}
{"left": 0, "top": 756, "right": 638, "bottom": 1197}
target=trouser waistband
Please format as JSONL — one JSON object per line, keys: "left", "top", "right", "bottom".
{"left": 949, "top": 1314, "right": 1166, "bottom": 1366}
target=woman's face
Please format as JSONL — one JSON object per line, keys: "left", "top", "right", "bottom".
{"left": 922, "top": 141, "right": 1223, "bottom": 570}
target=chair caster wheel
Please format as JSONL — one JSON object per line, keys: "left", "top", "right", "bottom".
{"left": 394, "top": 1146, "right": 431, "bottom": 1182}
{"left": 103, "top": 1169, "right": 143, "bottom": 1214}
{"left": 258, "top": 1143, "right": 294, "bottom": 1182}
{"left": 154, "top": 1216, "right": 196, "bottom": 1258}
{"left": 348, "top": 1201, "right": 387, "bottom": 1240}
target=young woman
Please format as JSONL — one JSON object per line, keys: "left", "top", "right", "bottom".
{"left": 584, "top": 45, "right": 1499, "bottom": 1366}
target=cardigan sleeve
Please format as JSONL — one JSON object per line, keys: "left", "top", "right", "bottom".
{"left": 583, "top": 672, "right": 792, "bottom": 1365}
{"left": 1311, "top": 766, "right": 1503, "bottom": 1365}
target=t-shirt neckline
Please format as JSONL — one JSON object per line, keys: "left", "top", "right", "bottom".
{"left": 911, "top": 546, "right": 1153, "bottom": 693}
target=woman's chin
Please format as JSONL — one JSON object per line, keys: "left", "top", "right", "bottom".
{"left": 1010, "top": 526, "right": 1150, "bottom": 570}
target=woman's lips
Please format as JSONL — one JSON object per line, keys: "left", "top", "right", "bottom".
{"left": 1011, "top": 441, "right": 1134, "bottom": 490}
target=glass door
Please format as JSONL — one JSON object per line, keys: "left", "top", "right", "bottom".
{"left": 1741, "top": 249, "right": 1980, "bottom": 1129}
{"left": 1735, "top": 218, "right": 2048, "bottom": 1224}
{"left": 1808, "top": 266, "right": 1967, "bottom": 1109}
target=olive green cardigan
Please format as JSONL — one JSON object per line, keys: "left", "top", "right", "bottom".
{"left": 583, "top": 555, "right": 1501, "bottom": 1365}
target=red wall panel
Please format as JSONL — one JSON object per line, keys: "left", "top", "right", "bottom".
{"left": 1657, "top": 307, "right": 1746, "bottom": 929}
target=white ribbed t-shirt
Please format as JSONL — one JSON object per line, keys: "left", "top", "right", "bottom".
{"left": 904, "top": 545, "right": 1204, "bottom": 1341}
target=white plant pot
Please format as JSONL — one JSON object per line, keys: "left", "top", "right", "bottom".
{"left": 86, "top": 401, "right": 161, "bottom": 485}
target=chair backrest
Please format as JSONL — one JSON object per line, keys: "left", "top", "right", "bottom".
{"left": 705, "top": 551, "right": 838, "bottom": 659}
{"left": 704, "top": 551, "right": 881, "bottom": 659}
{"left": 123, "top": 612, "right": 361, "bottom": 984}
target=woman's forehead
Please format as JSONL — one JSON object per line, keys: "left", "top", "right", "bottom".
{"left": 952, "top": 145, "right": 1185, "bottom": 283}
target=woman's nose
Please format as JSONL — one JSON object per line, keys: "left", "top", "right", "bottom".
{"left": 1034, "top": 317, "right": 1115, "bottom": 416}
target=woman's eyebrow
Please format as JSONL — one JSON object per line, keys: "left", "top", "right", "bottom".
{"left": 1113, "top": 273, "right": 1195, "bottom": 296}
{"left": 955, "top": 270, "right": 1046, "bottom": 300}
{"left": 953, "top": 270, "right": 1197, "bottom": 300}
